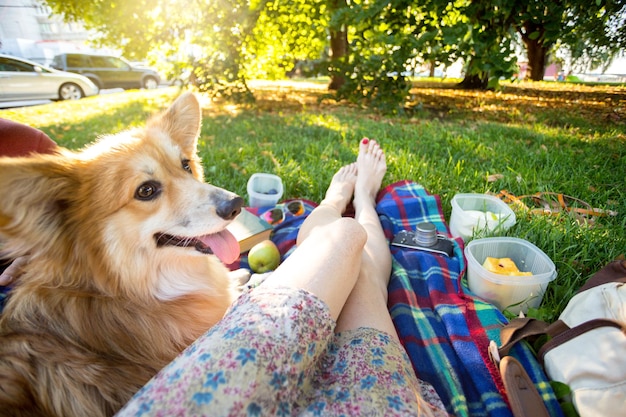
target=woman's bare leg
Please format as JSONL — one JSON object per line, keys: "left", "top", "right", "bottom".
{"left": 262, "top": 163, "right": 364, "bottom": 321}
{"left": 335, "top": 138, "right": 399, "bottom": 340}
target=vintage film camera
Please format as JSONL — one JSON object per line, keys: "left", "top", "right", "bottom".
{"left": 391, "top": 222, "right": 455, "bottom": 257}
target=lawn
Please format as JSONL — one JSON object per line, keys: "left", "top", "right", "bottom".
{"left": 2, "top": 80, "right": 624, "bottom": 321}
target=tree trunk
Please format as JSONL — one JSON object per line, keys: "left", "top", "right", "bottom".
{"left": 459, "top": 72, "right": 488, "bottom": 89}
{"left": 524, "top": 39, "right": 549, "bottom": 81}
{"left": 328, "top": 28, "right": 348, "bottom": 90}
{"left": 458, "top": 56, "right": 489, "bottom": 89}
{"left": 520, "top": 22, "right": 550, "bottom": 81}
{"left": 327, "top": 0, "right": 348, "bottom": 91}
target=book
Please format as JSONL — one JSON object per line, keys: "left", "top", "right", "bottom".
{"left": 226, "top": 208, "right": 273, "bottom": 253}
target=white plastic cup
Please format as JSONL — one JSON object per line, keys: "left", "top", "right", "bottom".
{"left": 450, "top": 193, "right": 516, "bottom": 242}
{"left": 465, "top": 237, "right": 557, "bottom": 314}
{"left": 246, "top": 173, "right": 284, "bottom": 208}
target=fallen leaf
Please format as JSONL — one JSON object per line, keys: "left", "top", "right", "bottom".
{"left": 487, "top": 173, "right": 504, "bottom": 182}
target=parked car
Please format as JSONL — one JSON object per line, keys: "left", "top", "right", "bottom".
{"left": 0, "top": 53, "right": 99, "bottom": 102}
{"left": 51, "top": 53, "right": 161, "bottom": 90}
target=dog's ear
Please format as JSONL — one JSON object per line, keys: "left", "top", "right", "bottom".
{"left": 0, "top": 155, "right": 77, "bottom": 255}
{"left": 148, "top": 92, "right": 202, "bottom": 155}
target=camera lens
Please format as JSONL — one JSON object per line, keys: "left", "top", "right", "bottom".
{"left": 415, "top": 222, "right": 438, "bottom": 247}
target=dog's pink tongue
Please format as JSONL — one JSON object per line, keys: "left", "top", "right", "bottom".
{"left": 199, "top": 230, "right": 240, "bottom": 264}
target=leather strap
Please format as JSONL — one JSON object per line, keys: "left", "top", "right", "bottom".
{"left": 498, "top": 318, "right": 569, "bottom": 357}
{"left": 538, "top": 318, "right": 626, "bottom": 363}
{"left": 576, "top": 260, "right": 626, "bottom": 294}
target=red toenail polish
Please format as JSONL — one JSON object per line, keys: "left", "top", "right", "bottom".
{"left": 362, "top": 138, "right": 369, "bottom": 144}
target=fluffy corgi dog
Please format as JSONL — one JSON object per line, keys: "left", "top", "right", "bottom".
{"left": 0, "top": 93, "right": 243, "bottom": 416}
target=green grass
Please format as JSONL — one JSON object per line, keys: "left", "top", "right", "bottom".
{"left": 2, "top": 83, "right": 624, "bottom": 321}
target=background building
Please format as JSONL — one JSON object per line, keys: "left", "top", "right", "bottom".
{"left": 0, "top": 0, "right": 94, "bottom": 64}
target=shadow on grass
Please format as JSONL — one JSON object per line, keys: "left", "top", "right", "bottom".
{"left": 404, "top": 81, "right": 626, "bottom": 131}
{"left": 207, "top": 79, "right": 626, "bottom": 134}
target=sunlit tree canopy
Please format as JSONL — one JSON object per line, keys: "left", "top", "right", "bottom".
{"left": 45, "top": 0, "right": 626, "bottom": 111}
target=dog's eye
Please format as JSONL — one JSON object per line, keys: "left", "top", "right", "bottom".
{"left": 135, "top": 181, "right": 161, "bottom": 201}
{"left": 182, "top": 159, "right": 192, "bottom": 173}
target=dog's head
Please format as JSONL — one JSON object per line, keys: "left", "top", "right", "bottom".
{"left": 0, "top": 93, "right": 243, "bottom": 300}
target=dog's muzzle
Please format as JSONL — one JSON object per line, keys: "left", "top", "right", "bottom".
{"left": 155, "top": 234, "right": 214, "bottom": 254}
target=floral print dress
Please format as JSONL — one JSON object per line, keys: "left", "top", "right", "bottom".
{"left": 116, "top": 287, "right": 448, "bottom": 417}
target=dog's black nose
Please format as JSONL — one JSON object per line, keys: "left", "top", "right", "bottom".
{"left": 217, "top": 196, "right": 244, "bottom": 220}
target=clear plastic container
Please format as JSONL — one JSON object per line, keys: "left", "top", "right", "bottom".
{"left": 246, "top": 173, "right": 284, "bottom": 208}
{"left": 465, "top": 237, "right": 557, "bottom": 314}
{"left": 450, "top": 193, "right": 516, "bottom": 242}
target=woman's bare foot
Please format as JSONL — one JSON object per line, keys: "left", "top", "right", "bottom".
{"left": 296, "top": 163, "right": 357, "bottom": 245}
{"left": 319, "top": 162, "right": 357, "bottom": 214}
{"left": 354, "top": 138, "right": 387, "bottom": 208}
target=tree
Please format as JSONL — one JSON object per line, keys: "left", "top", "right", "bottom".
{"left": 559, "top": 0, "right": 626, "bottom": 74}
{"left": 507, "top": 0, "right": 626, "bottom": 81}
{"left": 386, "top": 1, "right": 518, "bottom": 90}
{"left": 245, "top": 0, "right": 328, "bottom": 80}
{"left": 456, "top": 1, "right": 518, "bottom": 89}
{"left": 43, "top": 0, "right": 626, "bottom": 107}
{"left": 512, "top": 1, "right": 566, "bottom": 81}
{"left": 324, "top": 0, "right": 412, "bottom": 111}
{"left": 480, "top": 0, "right": 626, "bottom": 82}
{"left": 46, "top": 0, "right": 266, "bottom": 101}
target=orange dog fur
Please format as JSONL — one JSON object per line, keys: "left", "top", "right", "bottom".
{"left": 0, "top": 93, "right": 242, "bottom": 416}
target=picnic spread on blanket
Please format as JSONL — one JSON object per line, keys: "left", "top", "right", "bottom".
{"left": 235, "top": 180, "right": 565, "bottom": 417}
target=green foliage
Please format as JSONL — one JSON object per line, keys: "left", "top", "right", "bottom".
{"left": 559, "top": 0, "right": 626, "bottom": 72}
{"left": 445, "top": 2, "right": 516, "bottom": 88}
{"left": 550, "top": 381, "right": 580, "bottom": 417}
{"left": 506, "top": 0, "right": 626, "bottom": 78}
{"left": 46, "top": 0, "right": 179, "bottom": 60}
{"left": 46, "top": 0, "right": 265, "bottom": 100}
{"left": 43, "top": 0, "right": 626, "bottom": 105}
{"left": 245, "top": 0, "right": 328, "bottom": 79}
{"left": 325, "top": 0, "right": 416, "bottom": 113}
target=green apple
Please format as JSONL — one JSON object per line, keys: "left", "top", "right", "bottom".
{"left": 248, "top": 240, "right": 281, "bottom": 273}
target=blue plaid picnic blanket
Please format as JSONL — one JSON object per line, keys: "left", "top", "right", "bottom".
{"left": 1, "top": 180, "right": 563, "bottom": 416}
{"left": 377, "top": 181, "right": 562, "bottom": 417}
{"left": 244, "top": 180, "right": 563, "bottom": 417}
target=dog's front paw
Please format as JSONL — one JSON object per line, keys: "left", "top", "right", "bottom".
{"left": 228, "top": 268, "right": 251, "bottom": 287}
{"left": 244, "top": 272, "right": 273, "bottom": 289}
